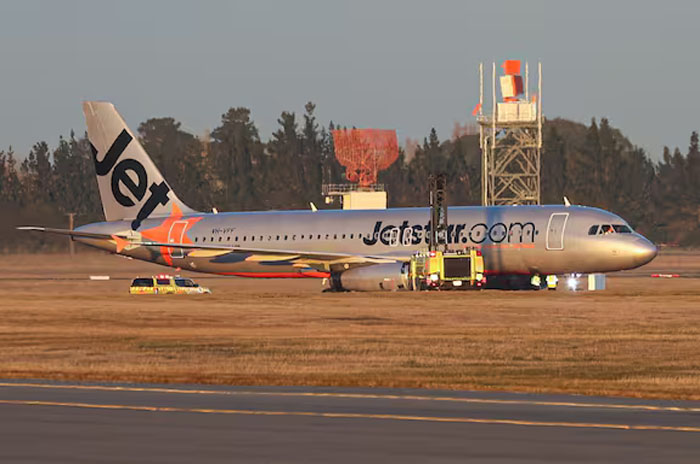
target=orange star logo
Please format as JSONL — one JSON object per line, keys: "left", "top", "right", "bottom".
{"left": 140, "top": 203, "right": 203, "bottom": 265}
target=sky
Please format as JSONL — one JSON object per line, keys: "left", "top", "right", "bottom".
{"left": 0, "top": 0, "right": 698, "bottom": 160}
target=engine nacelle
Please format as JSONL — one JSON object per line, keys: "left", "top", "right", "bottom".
{"left": 337, "top": 262, "right": 410, "bottom": 291}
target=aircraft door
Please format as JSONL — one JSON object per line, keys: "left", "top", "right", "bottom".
{"left": 167, "top": 221, "right": 188, "bottom": 258}
{"left": 546, "top": 213, "right": 569, "bottom": 251}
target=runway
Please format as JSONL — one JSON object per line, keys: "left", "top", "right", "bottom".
{"left": 1, "top": 381, "right": 699, "bottom": 463}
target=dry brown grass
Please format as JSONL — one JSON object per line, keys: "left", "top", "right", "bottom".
{"left": 0, "top": 251, "right": 699, "bottom": 400}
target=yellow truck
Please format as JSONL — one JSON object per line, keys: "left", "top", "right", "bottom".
{"left": 129, "top": 275, "right": 211, "bottom": 295}
{"left": 410, "top": 248, "right": 485, "bottom": 291}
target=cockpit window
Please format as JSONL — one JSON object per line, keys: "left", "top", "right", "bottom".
{"left": 594, "top": 224, "right": 632, "bottom": 235}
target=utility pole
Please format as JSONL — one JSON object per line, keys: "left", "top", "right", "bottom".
{"left": 66, "top": 212, "right": 76, "bottom": 258}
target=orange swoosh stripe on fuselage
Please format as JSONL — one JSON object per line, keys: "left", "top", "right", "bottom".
{"left": 218, "top": 271, "right": 330, "bottom": 278}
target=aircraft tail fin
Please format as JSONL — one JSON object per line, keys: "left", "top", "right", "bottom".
{"left": 82, "top": 101, "right": 196, "bottom": 230}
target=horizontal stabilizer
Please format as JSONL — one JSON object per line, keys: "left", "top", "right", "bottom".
{"left": 16, "top": 226, "right": 127, "bottom": 241}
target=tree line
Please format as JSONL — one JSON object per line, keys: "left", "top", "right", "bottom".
{"left": 1, "top": 102, "right": 699, "bottom": 251}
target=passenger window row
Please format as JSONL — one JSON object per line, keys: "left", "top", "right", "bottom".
{"left": 588, "top": 224, "right": 632, "bottom": 235}
{"left": 194, "top": 233, "right": 364, "bottom": 243}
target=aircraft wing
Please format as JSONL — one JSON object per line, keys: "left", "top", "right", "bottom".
{"left": 17, "top": 226, "right": 407, "bottom": 266}
{"left": 132, "top": 240, "right": 405, "bottom": 265}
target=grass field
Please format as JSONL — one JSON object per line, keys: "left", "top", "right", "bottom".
{"left": 0, "top": 250, "right": 699, "bottom": 400}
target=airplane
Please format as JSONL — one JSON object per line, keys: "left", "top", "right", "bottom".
{"left": 19, "top": 101, "right": 658, "bottom": 291}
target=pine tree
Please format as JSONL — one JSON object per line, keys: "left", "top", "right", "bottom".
{"left": 138, "top": 118, "right": 213, "bottom": 211}
{"left": 541, "top": 125, "right": 567, "bottom": 204}
{"left": 21, "top": 141, "right": 53, "bottom": 205}
{"left": 266, "top": 111, "right": 305, "bottom": 208}
{"left": 0, "top": 149, "right": 23, "bottom": 204}
{"left": 300, "top": 102, "right": 323, "bottom": 205}
{"left": 210, "top": 108, "right": 263, "bottom": 211}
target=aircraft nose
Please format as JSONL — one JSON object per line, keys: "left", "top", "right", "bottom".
{"left": 632, "top": 237, "right": 657, "bottom": 267}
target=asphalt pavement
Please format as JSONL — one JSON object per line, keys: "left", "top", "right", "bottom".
{"left": 1, "top": 380, "right": 699, "bottom": 463}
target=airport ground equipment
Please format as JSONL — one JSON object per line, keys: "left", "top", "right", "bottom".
{"left": 129, "top": 274, "right": 211, "bottom": 295}
{"left": 428, "top": 173, "right": 448, "bottom": 253}
{"left": 417, "top": 173, "right": 485, "bottom": 290}
{"left": 587, "top": 273, "right": 606, "bottom": 290}
{"left": 476, "top": 60, "right": 543, "bottom": 206}
{"left": 410, "top": 248, "right": 485, "bottom": 290}
{"left": 322, "top": 128, "right": 398, "bottom": 210}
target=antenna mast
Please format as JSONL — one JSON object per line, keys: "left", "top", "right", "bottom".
{"left": 477, "top": 60, "right": 543, "bottom": 205}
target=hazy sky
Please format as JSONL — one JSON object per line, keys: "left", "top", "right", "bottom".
{"left": 0, "top": 1, "right": 698, "bottom": 159}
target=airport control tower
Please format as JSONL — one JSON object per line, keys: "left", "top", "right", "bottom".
{"left": 476, "top": 60, "right": 543, "bottom": 205}
{"left": 322, "top": 129, "right": 399, "bottom": 210}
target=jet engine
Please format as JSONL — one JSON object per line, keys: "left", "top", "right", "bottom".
{"left": 333, "top": 262, "right": 410, "bottom": 291}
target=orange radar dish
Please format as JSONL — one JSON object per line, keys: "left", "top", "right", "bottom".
{"left": 332, "top": 129, "right": 399, "bottom": 187}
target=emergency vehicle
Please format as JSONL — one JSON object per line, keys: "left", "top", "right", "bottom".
{"left": 410, "top": 248, "right": 485, "bottom": 290}
{"left": 129, "top": 275, "right": 211, "bottom": 295}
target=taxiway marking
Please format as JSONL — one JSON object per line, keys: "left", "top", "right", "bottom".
{"left": 0, "top": 399, "right": 698, "bottom": 433}
{"left": 0, "top": 382, "right": 698, "bottom": 413}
